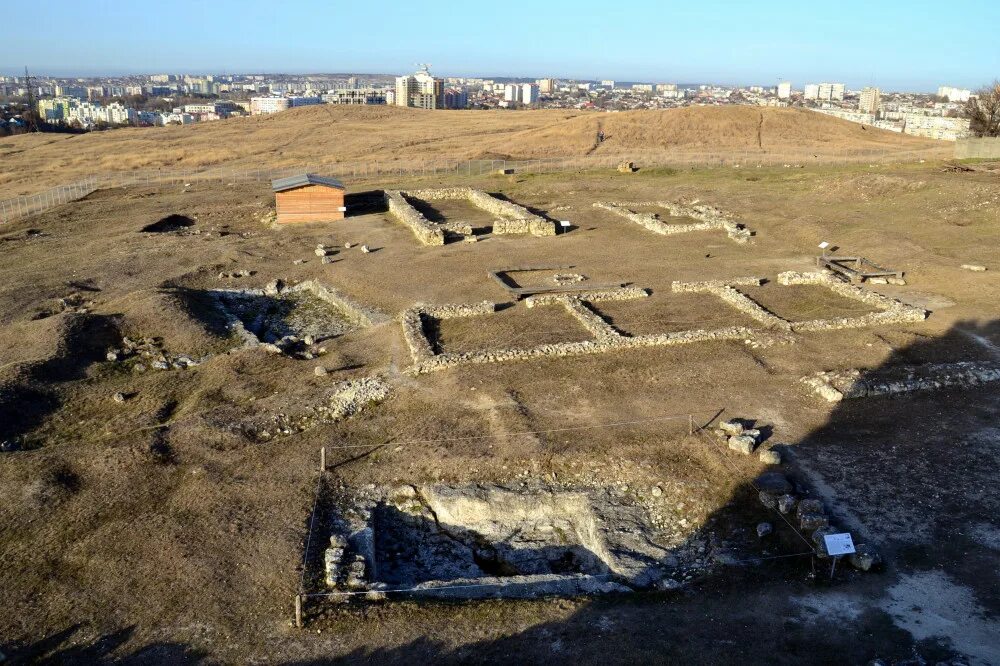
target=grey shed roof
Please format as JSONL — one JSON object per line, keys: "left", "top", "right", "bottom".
{"left": 271, "top": 173, "right": 345, "bottom": 192}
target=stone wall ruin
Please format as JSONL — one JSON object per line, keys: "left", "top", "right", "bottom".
{"left": 594, "top": 201, "right": 753, "bottom": 243}
{"left": 396, "top": 272, "right": 929, "bottom": 374}
{"left": 384, "top": 188, "right": 556, "bottom": 244}
{"left": 801, "top": 362, "right": 1000, "bottom": 402}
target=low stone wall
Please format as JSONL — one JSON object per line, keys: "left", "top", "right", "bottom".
{"left": 384, "top": 190, "right": 445, "bottom": 246}
{"left": 403, "top": 187, "right": 557, "bottom": 237}
{"left": 525, "top": 286, "right": 648, "bottom": 307}
{"left": 802, "top": 362, "right": 1000, "bottom": 402}
{"left": 400, "top": 301, "right": 499, "bottom": 362}
{"left": 672, "top": 278, "right": 790, "bottom": 330}
{"left": 407, "top": 325, "right": 755, "bottom": 375}
{"left": 400, "top": 306, "right": 436, "bottom": 362}
{"left": 776, "top": 271, "right": 927, "bottom": 331}
{"left": 293, "top": 280, "right": 387, "bottom": 327}
{"left": 562, "top": 298, "right": 620, "bottom": 340}
{"left": 594, "top": 201, "right": 753, "bottom": 244}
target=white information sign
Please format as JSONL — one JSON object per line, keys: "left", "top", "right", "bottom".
{"left": 818, "top": 241, "right": 830, "bottom": 250}
{"left": 560, "top": 220, "right": 571, "bottom": 227}
{"left": 823, "top": 532, "right": 856, "bottom": 556}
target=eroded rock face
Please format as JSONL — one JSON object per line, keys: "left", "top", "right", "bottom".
{"left": 323, "top": 483, "right": 689, "bottom": 600}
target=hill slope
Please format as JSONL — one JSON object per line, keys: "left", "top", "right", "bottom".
{"left": 0, "top": 105, "right": 946, "bottom": 198}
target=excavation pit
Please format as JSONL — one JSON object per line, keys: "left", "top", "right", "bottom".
{"left": 209, "top": 290, "right": 354, "bottom": 343}
{"left": 325, "top": 485, "right": 678, "bottom": 600}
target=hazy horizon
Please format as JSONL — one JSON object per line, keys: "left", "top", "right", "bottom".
{"left": 4, "top": 0, "right": 998, "bottom": 93}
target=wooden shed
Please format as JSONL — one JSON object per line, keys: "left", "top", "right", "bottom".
{"left": 271, "top": 174, "right": 346, "bottom": 224}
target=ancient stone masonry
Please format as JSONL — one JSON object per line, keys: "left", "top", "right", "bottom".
{"left": 524, "top": 286, "right": 649, "bottom": 306}
{"left": 672, "top": 278, "right": 791, "bottom": 330}
{"left": 560, "top": 298, "right": 621, "bottom": 341}
{"left": 208, "top": 279, "right": 385, "bottom": 355}
{"left": 400, "top": 287, "right": 758, "bottom": 375}
{"left": 801, "top": 362, "right": 1000, "bottom": 402}
{"left": 400, "top": 301, "right": 499, "bottom": 361}
{"left": 384, "top": 190, "right": 446, "bottom": 246}
{"left": 397, "top": 272, "right": 927, "bottom": 375}
{"left": 394, "top": 187, "right": 557, "bottom": 240}
{"left": 712, "top": 419, "right": 881, "bottom": 571}
{"left": 776, "top": 271, "right": 926, "bottom": 331}
{"left": 594, "top": 201, "right": 753, "bottom": 244}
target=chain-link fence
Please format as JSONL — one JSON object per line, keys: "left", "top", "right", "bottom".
{"left": 0, "top": 148, "right": 946, "bottom": 225}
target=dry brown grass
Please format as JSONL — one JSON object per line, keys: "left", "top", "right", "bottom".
{"left": 0, "top": 105, "right": 949, "bottom": 198}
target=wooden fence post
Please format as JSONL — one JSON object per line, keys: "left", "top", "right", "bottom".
{"left": 320, "top": 446, "right": 326, "bottom": 473}
{"left": 295, "top": 594, "right": 303, "bottom": 628}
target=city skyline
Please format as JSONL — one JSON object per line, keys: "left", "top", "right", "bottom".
{"left": 3, "top": 0, "right": 999, "bottom": 92}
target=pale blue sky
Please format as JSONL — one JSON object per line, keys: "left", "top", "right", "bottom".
{"left": 4, "top": 0, "right": 998, "bottom": 91}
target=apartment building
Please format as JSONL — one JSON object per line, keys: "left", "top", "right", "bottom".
{"left": 321, "top": 88, "right": 387, "bottom": 105}
{"left": 902, "top": 113, "right": 971, "bottom": 141}
{"left": 250, "top": 96, "right": 290, "bottom": 115}
{"left": 395, "top": 66, "right": 444, "bottom": 109}
{"left": 859, "top": 87, "right": 881, "bottom": 114}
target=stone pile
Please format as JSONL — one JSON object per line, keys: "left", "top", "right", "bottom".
{"left": 801, "top": 361, "right": 1000, "bottom": 402}
{"left": 594, "top": 201, "right": 753, "bottom": 244}
{"left": 106, "top": 335, "right": 200, "bottom": 371}
{"left": 255, "top": 375, "right": 391, "bottom": 440}
{"left": 717, "top": 419, "right": 765, "bottom": 455}
{"left": 217, "top": 269, "right": 254, "bottom": 279}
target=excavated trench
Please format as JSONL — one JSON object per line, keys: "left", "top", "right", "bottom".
{"left": 325, "top": 485, "right": 675, "bottom": 600}
{"left": 372, "top": 488, "right": 612, "bottom": 585}
{"left": 207, "top": 289, "right": 355, "bottom": 343}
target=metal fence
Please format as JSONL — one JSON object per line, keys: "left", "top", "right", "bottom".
{"left": 0, "top": 148, "right": 947, "bottom": 225}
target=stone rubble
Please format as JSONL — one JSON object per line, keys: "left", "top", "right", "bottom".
{"left": 217, "top": 269, "right": 254, "bottom": 279}
{"left": 256, "top": 375, "right": 391, "bottom": 440}
{"left": 106, "top": 335, "right": 201, "bottom": 371}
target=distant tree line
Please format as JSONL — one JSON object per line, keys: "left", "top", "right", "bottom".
{"left": 965, "top": 80, "right": 1000, "bottom": 137}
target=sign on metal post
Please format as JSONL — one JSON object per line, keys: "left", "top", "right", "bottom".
{"left": 823, "top": 533, "right": 856, "bottom": 557}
